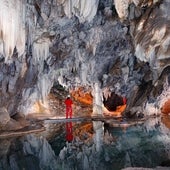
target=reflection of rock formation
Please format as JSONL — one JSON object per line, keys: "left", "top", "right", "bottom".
{"left": 58, "top": 121, "right": 105, "bottom": 168}
{"left": 23, "top": 135, "right": 57, "bottom": 169}
{"left": 53, "top": 119, "right": 170, "bottom": 169}
{"left": 93, "top": 121, "right": 104, "bottom": 151}
{"left": 161, "top": 115, "right": 170, "bottom": 129}
{"left": 1, "top": 119, "right": 170, "bottom": 170}
{"left": 0, "top": 134, "right": 58, "bottom": 169}
{"left": 0, "top": 139, "right": 16, "bottom": 170}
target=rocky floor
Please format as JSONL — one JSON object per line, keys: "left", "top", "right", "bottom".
{"left": 1, "top": 88, "right": 169, "bottom": 139}
{"left": 0, "top": 89, "right": 93, "bottom": 138}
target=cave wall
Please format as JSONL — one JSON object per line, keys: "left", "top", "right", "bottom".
{"left": 0, "top": 0, "right": 169, "bottom": 116}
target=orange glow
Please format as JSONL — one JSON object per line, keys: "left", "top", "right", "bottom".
{"left": 161, "top": 114, "right": 170, "bottom": 129}
{"left": 30, "top": 101, "right": 49, "bottom": 113}
{"left": 161, "top": 99, "right": 170, "bottom": 114}
{"left": 70, "top": 87, "right": 127, "bottom": 117}
{"left": 70, "top": 87, "right": 93, "bottom": 105}
{"left": 103, "top": 104, "right": 126, "bottom": 117}
{"left": 26, "top": 99, "right": 53, "bottom": 119}
{"left": 73, "top": 123, "right": 93, "bottom": 141}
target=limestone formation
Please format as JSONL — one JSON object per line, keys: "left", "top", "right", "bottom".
{"left": 0, "top": 107, "right": 10, "bottom": 127}
{"left": 0, "top": 0, "right": 169, "bottom": 120}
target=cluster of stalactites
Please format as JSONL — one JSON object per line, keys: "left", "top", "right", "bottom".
{"left": 114, "top": 0, "right": 170, "bottom": 81}
{"left": 33, "top": 38, "right": 52, "bottom": 101}
{"left": 0, "top": 0, "right": 26, "bottom": 62}
{"left": 58, "top": 0, "right": 99, "bottom": 23}
{"left": 134, "top": 0, "right": 170, "bottom": 71}
{"left": 32, "top": 38, "right": 50, "bottom": 64}
{"left": 114, "top": 0, "right": 159, "bottom": 20}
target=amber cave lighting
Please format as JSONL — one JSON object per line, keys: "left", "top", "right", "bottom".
{"left": 161, "top": 99, "right": 170, "bottom": 114}
{"left": 103, "top": 91, "right": 127, "bottom": 117}
{"left": 103, "top": 104, "right": 126, "bottom": 117}
{"left": 70, "top": 87, "right": 93, "bottom": 105}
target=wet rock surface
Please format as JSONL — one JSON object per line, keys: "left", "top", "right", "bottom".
{"left": 0, "top": 0, "right": 169, "bottom": 141}
{"left": 0, "top": 107, "right": 10, "bottom": 127}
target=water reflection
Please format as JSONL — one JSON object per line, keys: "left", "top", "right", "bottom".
{"left": 66, "top": 122, "right": 73, "bottom": 142}
{"left": 93, "top": 121, "right": 104, "bottom": 152}
{"left": 0, "top": 134, "right": 57, "bottom": 170}
{"left": 0, "top": 117, "right": 170, "bottom": 170}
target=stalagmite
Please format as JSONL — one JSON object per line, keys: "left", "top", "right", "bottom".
{"left": 92, "top": 83, "right": 103, "bottom": 115}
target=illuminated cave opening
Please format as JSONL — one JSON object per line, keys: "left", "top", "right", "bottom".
{"left": 103, "top": 92, "right": 126, "bottom": 111}
{"left": 49, "top": 84, "right": 94, "bottom": 118}
{"left": 49, "top": 84, "right": 127, "bottom": 118}
{"left": 103, "top": 92, "right": 126, "bottom": 117}
{"left": 70, "top": 87, "right": 93, "bottom": 106}
{"left": 161, "top": 99, "right": 170, "bottom": 114}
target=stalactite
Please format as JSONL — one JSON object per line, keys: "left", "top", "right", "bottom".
{"left": 26, "top": 3, "right": 37, "bottom": 50}
{"left": 32, "top": 38, "right": 50, "bottom": 64}
{"left": 32, "top": 38, "right": 52, "bottom": 102}
{"left": 37, "top": 74, "right": 53, "bottom": 103}
{"left": 0, "top": 0, "right": 26, "bottom": 61}
{"left": 63, "top": 0, "right": 99, "bottom": 23}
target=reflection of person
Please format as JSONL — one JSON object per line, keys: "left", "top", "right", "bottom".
{"left": 64, "top": 95, "right": 73, "bottom": 119}
{"left": 66, "top": 122, "right": 73, "bottom": 142}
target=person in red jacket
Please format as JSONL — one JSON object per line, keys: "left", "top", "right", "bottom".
{"left": 123, "top": 97, "right": 127, "bottom": 105}
{"left": 64, "top": 95, "right": 73, "bottom": 119}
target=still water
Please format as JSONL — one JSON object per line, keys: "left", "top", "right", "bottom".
{"left": 0, "top": 116, "right": 170, "bottom": 170}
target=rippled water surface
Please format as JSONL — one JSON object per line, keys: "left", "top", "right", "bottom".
{"left": 0, "top": 116, "right": 170, "bottom": 170}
